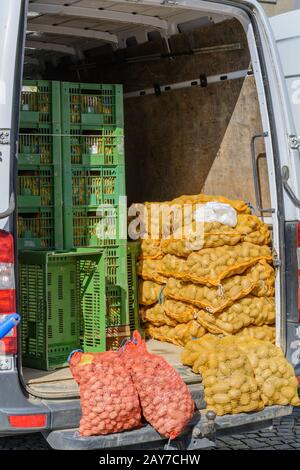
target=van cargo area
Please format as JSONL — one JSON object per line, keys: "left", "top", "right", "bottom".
{"left": 19, "top": 5, "right": 278, "bottom": 403}
{"left": 7, "top": 0, "right": 300, "bottom": 449}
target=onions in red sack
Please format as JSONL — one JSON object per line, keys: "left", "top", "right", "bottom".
{"left": 121, "top": 331, "right": 195, "bottom": 439}
{"left": 70, "top": 351, "right": 142, "bottom": 437}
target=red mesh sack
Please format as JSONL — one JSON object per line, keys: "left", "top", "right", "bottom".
{"left": 121, "top": 331, "right": 195, "bottom": 439}
{"left": 69, "top": 350, "right": 142, "bottom": 437}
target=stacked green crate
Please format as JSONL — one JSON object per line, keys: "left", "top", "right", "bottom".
{"left": 18, "top": 81, "right": 63, "bottom": 250}
{"left": 19, "top": 250, "right": 106, "bottom": 370}
{"left": 127, "top": 241, "right": 142, "bottom": 335}
{"left": 60, "top": 82, "right": 129, "bottom": 330}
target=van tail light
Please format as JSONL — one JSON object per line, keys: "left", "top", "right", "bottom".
{"left": 0, "top": 230, "right": 17, "bottom": 355}
{"left": 8, "top": 414, "right": 47, "bottom": 429}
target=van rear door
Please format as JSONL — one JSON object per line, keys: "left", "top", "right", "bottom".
{"left": 270, "top": 11, "right": 300, "bottom": 208}
{"left": 270, "top": 11, "right": 300, "bottom": 375}
{"left": 0, "top": 0, "right": 26, "bottom": 231}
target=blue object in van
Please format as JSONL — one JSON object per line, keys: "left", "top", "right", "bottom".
{"left": 0, "top": 314, "right": 20, "bottom": 340}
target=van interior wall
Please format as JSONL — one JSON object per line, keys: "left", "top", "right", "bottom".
{"left": 43, "top": 19, "right": 271, "bottom": 207}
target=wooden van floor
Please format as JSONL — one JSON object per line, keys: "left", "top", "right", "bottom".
{"left": 23, "top": 340, "right": 202, "bottom": 399}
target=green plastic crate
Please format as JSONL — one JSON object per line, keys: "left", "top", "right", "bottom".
{"left": 17, "top": 166, "right": 54, "bottom": 207}
{"left": 18, "top": 128, "right": 61, "bottom": 166}
{"left": 64, "top": 165, "right": 125, "bottom": 208}
{"left": 77, "top": 245, "right": 129, "bottom": 326}
{"left": 62, "top": 128, "right": 124, "bottom": 166}
{"left": 19, "top": 249, "right": 106, "bottom": 370}
{"left": 17, "top": 207, "right": 57, "bottom": 250}
{"left": 20, "top": 81, "right": 61, "bottom": 130}
{"left": 64, "top": 204, "right": 127, "bottom": 249}
{"left": 127, "top": 242, "right": 142, "bottom": 335}
{"left": 61, "top": 82, "right": 124, "bottom": 130}
{"left": 106, "top": 285, "right": 128, "bottom": 327}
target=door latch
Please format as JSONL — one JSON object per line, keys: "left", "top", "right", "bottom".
{"left": 0, "top": 129, "right": 10, "bottom": 145}
{"left": 289, "top": 135, "right": 300, "bottom": 150}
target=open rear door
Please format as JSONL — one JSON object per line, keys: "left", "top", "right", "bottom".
{"left": 270, "top": 11, "right": 300, "bottom": 376}
{"left": 270, "top": 11, "right": 300, "bottom": 208}
{"left": 0, "top": 0, "right": 27, "bottom": 231}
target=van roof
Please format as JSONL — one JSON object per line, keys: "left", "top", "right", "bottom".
{"left": 26, "top": 0, "right": 248, "bottom": 61}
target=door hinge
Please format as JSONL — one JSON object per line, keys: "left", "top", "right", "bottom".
{"left": 289, "top": 135, "right": 300, "bottom": 150}
{"left": 272, "top": 249, "right": 281, "bottom": 268}
{"left": 0, "top": 129, "right": 10, "bottom": 145}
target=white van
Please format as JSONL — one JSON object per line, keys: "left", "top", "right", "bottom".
{"left": 0, "top": 0, "right": 299, "bottom": 450}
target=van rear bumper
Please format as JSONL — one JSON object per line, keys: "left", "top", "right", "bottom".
{"left": 44, "top": 406, "right": 292, "bottom": 450}
{"left": 0, "top": 371, "right": 293, "bottom": 448}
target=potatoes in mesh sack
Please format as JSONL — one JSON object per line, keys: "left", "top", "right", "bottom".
{"left": 145, "top": 320, "right": 206, "bottom": 347}
{"left": 195, "top": 297, "right": 275, "bottom": 336}
{"left": 164, "top": 272, "right": 255, "bottom": 314}
{"left": 181, "top": 334, "right": 221, "bottom": 367}
{"left": 236, "top": 337, "right": 300, "bottom": 406}
{"left": 140, "top": 304, "right": 177, "bottom": 327}
{"left": 250, "top": 260, "right": 275, "bottom": 297}
{"left": 170, "top": 194, "right": 251, "bottom": 214}
{"left": 159, "top": 254, "right": 186, "bottom": 279}
{"left": 139, "top": 239, "right": 163, "bottom": 260}
{"left": 160, "top": 222, "right": 241, "bottom": 258}
{"left": 139, "top": 280, "right": 164, "bottom": 306}
{"left": 129, "top": 201, "right": 173, "bottom": 238}
{"left": 163, "top": 299, "right": 198, "bottom": 323}
{"left": 142, "top": 299, "right": 198, "bottom": 325}
{"left": 236, "top": 214, "right": 271, "bottom": 245}
{"left": 137, "top": 258, "right": 167, "bottom": 284}
{"left": 183, "top": 242, "right": 272, "bottom": 286}
{"left": 236, "top": 325, "right": 276, "bottom": 343}
{"left": 192, "top": 336, "right": 264, "bottom": 416}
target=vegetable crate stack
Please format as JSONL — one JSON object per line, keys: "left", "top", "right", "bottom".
{"left": 19, "top": 250, "right": 106, "bottom": 370}
{"left": 60, "top": 82, "right": 130, "bottom": 343}
{"left": 137, "top": 194, "right": 276, "bottom": 347}
{"left": 17, "top": 80, "right": 63, "bottom": 250}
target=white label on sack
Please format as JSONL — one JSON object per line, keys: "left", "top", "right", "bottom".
{"left": 194, "top": 202, "right": 237, "bottom": 227}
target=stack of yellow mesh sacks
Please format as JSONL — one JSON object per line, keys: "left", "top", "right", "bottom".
{"left": 136, "top": 194, "right": 276, "bottom": 347}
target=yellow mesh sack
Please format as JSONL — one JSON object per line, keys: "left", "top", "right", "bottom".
{"left": 159, "top": 254, "right": 187, "bottom": 280}
{"left": 137, "top": 259, "right": 167, "bottom": 284}
{"left": 140, "top": 304, "right": 177, "bottom": 327}
{"left": 160, "top": 215, "right": 270, "bottom": 258}
{"left": 181, "top": 334, "right": 220, "bottom": 367}
{"left": 144, "top": 320, "right": 206, "bottom": 347}
{"left": 183, "top": 243, "right": 272, "bottom": 286}
{"left": 236, "top": 337, "right": 300, "bottom": 406}
{"left": 170, "top": 194, "right": 251, "bottom": 214}
{"left": 164, "top": 271, "right": 256, "bottom": 314}
{"left": 250, "top": 260, "right": 275, "bottom": 297}
{"left": 236, "top": 325, "right": 276, "bottom": 343}
{"left": 130, "top": 195, "right": 251, "bottom": 239}
{"left": 160, "top": 222, "right": 241, "bottom": 258}
{"left": 139, "top": 280, "right": 164, "bottom": 306}
{"left": 163, "top": 262, "right": 273, "bottom": 313}
{"left": 236, "top": 214, "right": 271, "bottom": 245}
{"left": 195, "top": 297, "right": 275, "bottom": 336}
{"left": 139, "top": 239, "right": 163, "bottom": 260}
{"left": 163, "top": 299, "right": 198, "bottom": 323}
{"left": 130, "top": 201, "right": 173, "bottom": 238}
{"left": 192, "top": 336, "right": 264, "bottom": 416}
